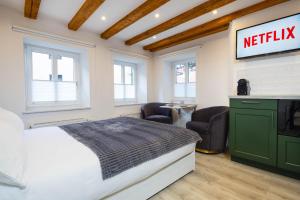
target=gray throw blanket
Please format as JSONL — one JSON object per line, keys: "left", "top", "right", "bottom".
{"left": 60, "top": 117, "right": 201, "bottom": 180}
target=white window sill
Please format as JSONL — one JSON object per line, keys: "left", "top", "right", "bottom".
{"left": 23, "top": 106, "right": 91, "bottom": 114}
{"left": 172, "top": 98, "right": 196, "bottom": 103}
{"left": 114, "top": 102, "right": 145, "bottom": 107}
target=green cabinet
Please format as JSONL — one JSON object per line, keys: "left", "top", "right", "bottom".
{"left": 278, "top": 135, "right": 300, "bottom": 173}
{"left": 229, "top": 99, "right": 277, "bottom": 167}
{"left": 230, "top": 98, "right": 300, "bottom": 178}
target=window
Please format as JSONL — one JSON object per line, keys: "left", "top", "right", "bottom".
{"left": 25, "top": 45, "right": 80, "bottom": 109}
{"left": 173, "top": 59, "right": 196, "bottom": 98}
{"left": 114, "top": 60, "right": 137, "bottom": 103}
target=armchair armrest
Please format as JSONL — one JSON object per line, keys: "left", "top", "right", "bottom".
{"left": 208, "top": 111, "right": 229, "bottom": 149}
{"left": 140, "top": 108, "right": 145, "bottom": 119}
{"left": 209, "top": 111, "right": 228, "bottom": 129}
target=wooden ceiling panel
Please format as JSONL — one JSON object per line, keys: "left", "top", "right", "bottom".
{"left": 148, "top": 24, "right": 230, "bottom": 52}
{"left": 125, "top": 0, "right": 235, "bottom": 46}
{"left": 144, "top": 0, "right": 289, "bottom": 52}
{"left": 68, "top": 0, "right": 105, "bottom": 31}
{"left": 100, "top": 0, "right": 170, "bottom": 39}
{"left": 24, "top": 0, "right": 41, "bottom": 19}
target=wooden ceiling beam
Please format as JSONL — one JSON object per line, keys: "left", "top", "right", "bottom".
{"left": 125, "top": 0, "right": 235, "bottom": 46}
{"left": 68, "top": 0, "right": 105, "bottom": 31}
{"left": 149, "top": 24, "right": 230, "bottom": 52}
{"left": 144, "top": 0, "right": 289, "bottom": 51}
{"left": 24, "top": 0, "right": 41, "bottom": 19}
{"left": 100, "top": 0, "right": 170, "bottom": 39}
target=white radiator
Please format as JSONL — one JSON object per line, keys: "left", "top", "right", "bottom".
{"left": 30, "top": 118, "right": 88, "bottom": 128}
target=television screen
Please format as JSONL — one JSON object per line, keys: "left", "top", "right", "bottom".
{"left": 236, "top": 13, "right": 300, "bottom": 59}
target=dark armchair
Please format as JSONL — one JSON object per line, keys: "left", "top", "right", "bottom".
{"left": 141, "top": 103, "right": 173, "bottom": 124}
{"left": 186, "top": 106, "right": 229, "bottom": 153}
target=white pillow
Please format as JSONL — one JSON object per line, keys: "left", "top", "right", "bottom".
{"left": 0, "top": 107, "right": 26, "bottom": 189}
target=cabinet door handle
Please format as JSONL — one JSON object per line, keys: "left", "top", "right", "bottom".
{"left": 241, "top": 101, "right": 261, "bottom": 104}
{"left": 271, "top": 112, "right": 275, "bottom": 128}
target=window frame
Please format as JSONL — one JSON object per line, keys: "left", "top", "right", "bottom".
{"left": 172, "top": 58, "right": 196, "bottom": 100}
{"left": 25, "top": 44, "right": 81, "bottom": 109}
{"left": 113, "top": 60, "right": 137, "bottom": 104}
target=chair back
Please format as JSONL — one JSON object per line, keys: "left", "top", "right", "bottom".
{"left": 141, "top": 103, "right": 167, "bottom": 118}
{"left": 206, "top": 106, "right": 229, "bottom": 116}
{"left": 192, "top": 106, "right": 229, "bottom": 122}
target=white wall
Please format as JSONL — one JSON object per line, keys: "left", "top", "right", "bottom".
{"left": 0, "top": 6, "right": 154, "bottom": 128}
{"left": 196, "top": 36, "right": 230, "bottom": 107}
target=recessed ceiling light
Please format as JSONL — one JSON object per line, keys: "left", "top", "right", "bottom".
{"left": 212, "top": 10, "right": 218, "bottom": 15}
{"left": 152, "top": 35, "right": 157, "bottom": 39}
{"left": 101, "top": 16, "right": 106, "bottom": 21}
{"left": 155, "top": 13, "right": 160, "bottom": 18}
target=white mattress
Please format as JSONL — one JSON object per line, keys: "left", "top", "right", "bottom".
{"left": 0, "top": 127, "right": 195, "bottom": 200}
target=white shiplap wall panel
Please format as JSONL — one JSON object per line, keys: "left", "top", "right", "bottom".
{"left": 236, "top": 53, "right": 300, "bottom": 95}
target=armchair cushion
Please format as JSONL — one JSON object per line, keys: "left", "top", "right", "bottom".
{"left": 156, "top": 107, "right": 172, "bottom": 117}
{"left": 146, "top": 115, "right": 172, "bottom": 124}
{"left": 186, "top": 121, "right": 209, "bottom": 135}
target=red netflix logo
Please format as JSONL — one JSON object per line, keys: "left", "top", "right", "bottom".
{"left": 244, "top": 26, "right": 296, "bottom": 48}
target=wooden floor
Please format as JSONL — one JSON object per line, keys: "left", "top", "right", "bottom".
{"left": 150, "top": 153, "right": 300, "bottom": 200}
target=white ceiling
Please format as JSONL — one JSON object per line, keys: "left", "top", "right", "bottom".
{"left": 0, "top": 0, "right": 263, "bottom": 46}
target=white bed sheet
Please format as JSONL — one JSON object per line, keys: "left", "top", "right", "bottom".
{"left": 0, "top": 126, "right": 195, "bottom": 200}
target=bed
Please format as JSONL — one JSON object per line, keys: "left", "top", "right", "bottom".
{"left": 0, "top": 110, "right": 201, "bottom": 200}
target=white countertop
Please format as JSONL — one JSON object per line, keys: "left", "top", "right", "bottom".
{"left": 229, "top": 95, "right": 300, "bottom": 100}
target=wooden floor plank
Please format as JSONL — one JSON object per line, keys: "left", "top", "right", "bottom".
{"left": 150, "top": 153, "right": 300, "bottom": 200}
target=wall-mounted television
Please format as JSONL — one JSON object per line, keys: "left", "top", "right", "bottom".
{"left": 236, "top": 13, "right": 300, "bottom": 59}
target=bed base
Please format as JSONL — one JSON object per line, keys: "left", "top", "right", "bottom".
{"left": 104, "top": 151, "right": 195, "bottom": 200}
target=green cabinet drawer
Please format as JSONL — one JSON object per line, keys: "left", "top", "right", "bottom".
{"left": 230, "top": 99, "right": 277, "bottom": 110}
{"left": 229, "top": 108, "right": 277, "bottom": 166}
{"left": 278, "top": 135, "right": 300, "bottom": 173}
